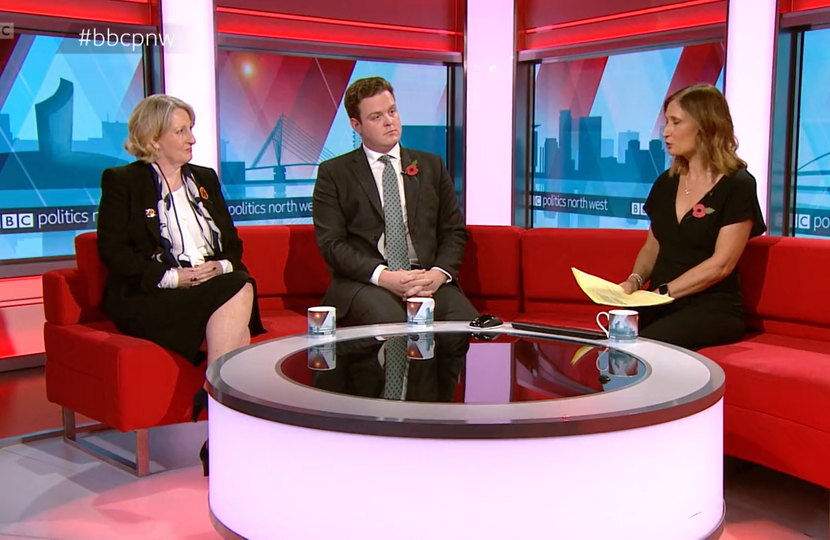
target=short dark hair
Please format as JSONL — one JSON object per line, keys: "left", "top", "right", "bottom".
{"left": 344, "top": 77, "right": 395, "bottom": 122}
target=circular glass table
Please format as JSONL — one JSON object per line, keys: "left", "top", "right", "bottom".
{"left": 286, "top": 331, "right": 647, "bottom": 405}
{"left": 207, "top": 322, "right": 725, "bottom": 540}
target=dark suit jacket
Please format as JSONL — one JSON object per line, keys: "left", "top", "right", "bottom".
{"left": 96, "top": 160, "right": 252, "bottom": 316}
{"left": 312, "top": 147, "right": 468, "bottom": 317}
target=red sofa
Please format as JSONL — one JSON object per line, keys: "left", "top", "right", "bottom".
{"left": 41, "top": 224, "right": 523, "bottom": 474}
{"left": 43, "top": 225, "right": 830, "bottom": 490}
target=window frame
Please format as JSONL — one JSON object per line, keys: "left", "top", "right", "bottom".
{"left": 770, "top": 13, "right": 830, "bottom": 238}
{"left": 214, "top": 37, "right": 463, "bottom": 215}
{"left": 517, "top": 30, "right": 728, "bottom": 229}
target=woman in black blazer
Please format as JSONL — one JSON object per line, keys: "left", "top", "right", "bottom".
{"left": 97, "top": 94, "right": 265, "bottom": 475}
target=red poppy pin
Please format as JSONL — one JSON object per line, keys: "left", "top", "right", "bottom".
{"left": 199, "top": 186, "right": 209, "bottom": 200}
{"left": 405, "top": 160, "right": 419, "bottom": 177}
{"left": 692, "top": 203, "right": 715, "bottom": 218}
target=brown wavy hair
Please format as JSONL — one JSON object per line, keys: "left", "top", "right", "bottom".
{"left": 344, "top": 77, "right": 395, "bottom": 122}
{"left": 664, "top": 84, "right": 746, "bottom": 176}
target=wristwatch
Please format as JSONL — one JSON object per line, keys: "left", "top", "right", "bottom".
{"left": 658, "top": 283, "right": 670, "bottom": 296}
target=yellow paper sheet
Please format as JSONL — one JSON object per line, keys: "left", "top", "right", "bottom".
{"left": 571, "top": 267, "right": 674, "bottom": 307}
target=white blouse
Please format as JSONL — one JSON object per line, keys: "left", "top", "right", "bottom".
{"left": 154, "top": 168, "right": 232, "bottom": 289}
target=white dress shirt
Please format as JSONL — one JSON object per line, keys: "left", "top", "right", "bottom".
{"left": 362, "top": 144, "right": 451, "bottom": 286}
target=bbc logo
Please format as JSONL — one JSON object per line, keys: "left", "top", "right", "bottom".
{"left": 631, "top": 202, "right": 646, "bottom": 216}
{"left": 0, "top": 23, "right": 13, "bottom": 40}
{"left": 796, "top": 214, "right": 811, "bottom": 230}
{"left": 2, "top": 213, "right": 34, "bottom": 229}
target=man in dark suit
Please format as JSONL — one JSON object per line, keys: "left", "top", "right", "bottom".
{"left": 312, "top": 77, "right": 478, "bottom": 325}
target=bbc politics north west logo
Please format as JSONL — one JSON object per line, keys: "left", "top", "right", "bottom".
{"left": 1, "top": 213, "right": 34, "bottom": 230}
{"left": 0, "top": 23, "right": 14, "bottom": 39}
{"left": 0, "top": 208, "right": 99, "bottom": 234}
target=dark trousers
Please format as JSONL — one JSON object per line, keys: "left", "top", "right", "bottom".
{"left": 637, "top": 300, "right": 745, "bottom": 351}
{"left": 341, "top": 284, "right": 479, "bottom": 326}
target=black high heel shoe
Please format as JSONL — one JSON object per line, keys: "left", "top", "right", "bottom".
{"left": 191, "top": 387, "right": 208, "bottom": 422}
{"left": 192, "top": 388, "right": 209, "bottom": 476}
{"left": 199, "top": 440, "right": 209, "bottom": 477}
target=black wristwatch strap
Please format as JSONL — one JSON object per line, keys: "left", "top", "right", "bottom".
{"left": 658, "top": 283, "right": 670, "bottom": 296}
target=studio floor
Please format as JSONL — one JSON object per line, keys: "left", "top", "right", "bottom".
{"left": 0, "top": 366, "right": 827, "bottom": 539}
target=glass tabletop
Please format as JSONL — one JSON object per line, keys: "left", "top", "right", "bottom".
{"left": 279, "top": 331, "right": 647, "bottom": 404}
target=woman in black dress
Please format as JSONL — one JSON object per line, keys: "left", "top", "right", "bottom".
{"left": 619, "top": 84, "right": 766, "bottom": 350}
{"left": 97, "top": 94, "right": 265, "bottom": 474}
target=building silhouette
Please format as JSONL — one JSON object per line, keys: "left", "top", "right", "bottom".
{"left": 649, "top": 139, "right": 666, "bottom": 174}
{"left": 559, "top": 110, "right": 574, "bottom": 176}
{"left": 35, "top": 78, "right": 73, "bottom": 157}
{"left": 601, "top": 138, "right": 615, "bottom": 159}
{"left": 618, "top": 131, "right": 639, "bottom": 164}
{"left": 577, "top": 116, "right": 601, "bottom": 179}
{"left": 535, "top": 110, "right": 668, "bottom": 183}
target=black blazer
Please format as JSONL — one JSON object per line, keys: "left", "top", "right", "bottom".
{"left": 97, "top": 160, "right": 249, "bottom": 302}
{"left": 312, "top": 147, "right": 468, "bottom": 316}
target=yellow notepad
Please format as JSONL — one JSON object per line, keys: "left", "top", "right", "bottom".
{"left": 571, "top": 267, "right": 674, "bottom": 307}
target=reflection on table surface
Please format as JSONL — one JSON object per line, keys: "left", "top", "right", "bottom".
{"left": 279, "top": 332, "right": 647, "bottom": 405}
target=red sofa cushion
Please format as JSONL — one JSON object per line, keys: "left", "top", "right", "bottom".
{"left": 700, "top": 333, "right": 830, "bottom": 435}
{"left": 75, "top": 233, "right": 107, "bottom": 309}
{"left": 238, "top": 225, "right": 329, "bottom": 311}
{"left": 42, "top": 268, "right": 107, "bottom": 326}
{"left": 460, "top": 225, "right": 523, "bottom": 318}
{"left": 739, "top": 236, "right": 830, "bottom": 335}
{"left": 44, "top": 320, "right": 205, "bottom": 431}
{"left": 520, "top": 228, "right": 647, "bottom": 317}
{"left": 259, "top": 309, "right": 309, "bottom": 337}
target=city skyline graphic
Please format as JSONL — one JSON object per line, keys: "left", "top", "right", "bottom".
{"left": 531, "top": 43, "right": 726, "bottom": 230}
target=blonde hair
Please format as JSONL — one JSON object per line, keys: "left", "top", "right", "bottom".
{"left": 124, "top": 94, "right": 195, "bottom": 163}
{"left": 665, "top": 84, "right": 746, "bottom": 176}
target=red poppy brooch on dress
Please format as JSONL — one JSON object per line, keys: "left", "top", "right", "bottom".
{"left": 199, "top": 186, "right": 209, "bottom": 200}
{"left": 405, "top": 160, "right": 419, "bottom": 177}
{"left": 692, "top": 203, "right": 715, "bottom": 218}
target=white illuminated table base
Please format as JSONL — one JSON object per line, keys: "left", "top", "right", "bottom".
{"left": 207, "top": 322, "right": 725, "bottom": 540}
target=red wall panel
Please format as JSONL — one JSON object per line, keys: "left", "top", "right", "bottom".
{"left": 651, "top": 41, "right": 725, "bottom": 134}
{"left": 0, "top": 0, "right": 155, "bottom": 25}
{"left": 217, "top": 0, "right": 459, "bottom": 32}
{"left": 216, "top": 0, "right": 463, "bottom": 52}
{"left": 781, "top": 0, "right": 830, "bottom": 11}
{"left": 525, "top": 0, "right": 692, "bottom": 29}
{"left": 520, "top": 0, "right": 727, "bottom": 52}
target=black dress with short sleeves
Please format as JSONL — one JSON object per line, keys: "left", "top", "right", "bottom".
{"left": 639, "top": 167, "right": 766, "bottom": 350}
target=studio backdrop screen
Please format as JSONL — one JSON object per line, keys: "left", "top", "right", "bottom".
{"left": 216, "top": 52, "right": 449, "bottom": 226}
{"left": 793, "top": 27, "right": 830, "bottom": 239}
{"left": 531, "top": 42, "right": 725, "bottom": 230}
{"left": 0, "top": 33, "right": 144, "bottom": 262}
{"left": 0, "top": 42, "right": 449, "bottom": 262}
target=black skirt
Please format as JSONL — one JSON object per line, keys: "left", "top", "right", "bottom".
{"left": 104, "top": 270, "right": 266, "bottom": 365}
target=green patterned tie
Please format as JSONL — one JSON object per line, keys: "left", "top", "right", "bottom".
{"left": 378, "top": 155, "right": 410, "bottom": 271}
